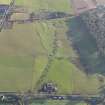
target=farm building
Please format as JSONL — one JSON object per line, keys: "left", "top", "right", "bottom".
{"left": 39, "top": 83, "right": 57, "bottom": 94}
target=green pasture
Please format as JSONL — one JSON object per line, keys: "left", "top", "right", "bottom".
{"left": 30, "top": 100, "right": 87, "bottom": 105}
{"left": 0, "top": 0, "right": 9, "bottom": 4}
{"left": 36, "top": 19, "right": 102, "bottom": 95}
{"left": 33, "top": 22, "right": 55, "bottom": 54}
{"left": 0, "top": 55, "right": 33, "bottom": 91}
{"left": 41, "top": 58, "right": 100, "bottom": 94}
{"left": 0, "top": 0, "right": 72, "bottom": 13}
{"left": 32, "top": 55, "right": 48, "bottom": 90}
{"left": 0, "top": 0, "right": 104, "bottom": 96}
{"left": 0, "top": 18, "right": 103, "bottom": 94}
{"left": 0, "top": 22, "right": 47, "bottom": 91}
{"left": 0, "top": 23, "right": 45, "bottom": 55}
{"left": 15, "top": 0, "right": 72, "bottom": 13}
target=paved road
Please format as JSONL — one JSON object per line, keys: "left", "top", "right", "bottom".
{"left": 0, "top": 93, "right": 103, "bottom": 105}
{"left": 22, "top": 94, "right": 104, "bottom": 105}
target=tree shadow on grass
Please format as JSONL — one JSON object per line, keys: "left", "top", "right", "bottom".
{"left": 66, "top": 16, "right": 105, "bottom": 75}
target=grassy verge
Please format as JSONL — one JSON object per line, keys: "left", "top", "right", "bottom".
{"left": 30, "top": 100, "right": 87, "bottom": 105}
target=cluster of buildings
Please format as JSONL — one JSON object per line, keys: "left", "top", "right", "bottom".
{"left": 38, "top": 83, "right": 57, "bottom": 94}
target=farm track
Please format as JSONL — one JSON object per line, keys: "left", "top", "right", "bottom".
{"left": 34, "top": 24, "right": 58, "bottom": 90}
{"left": 8, "top": 15, "right": 74, "bottom": 24}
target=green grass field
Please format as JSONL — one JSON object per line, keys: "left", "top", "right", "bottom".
{"left": 0, "top": 0, "right": 104, "bottom": 99}
{"left": 15, "top": 0, "right": 72, "bottom": 13}
{"left": 37, "top": 20, "right": 102, "bottom": 95}
{"left": 0, "top": 0, "right": 72, "bottom": 13}
{"left": 34, "top": 22, "right": 55, "bottom": 54}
